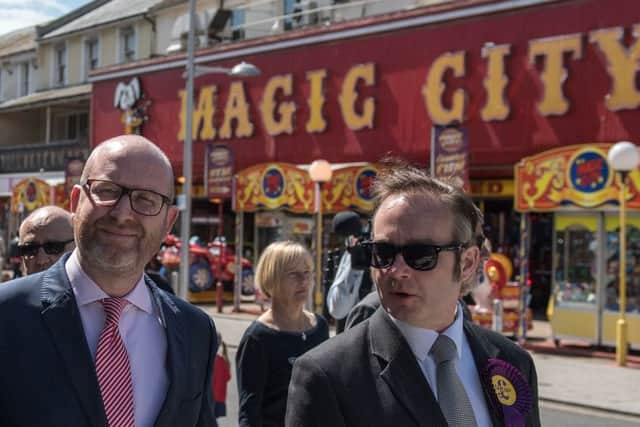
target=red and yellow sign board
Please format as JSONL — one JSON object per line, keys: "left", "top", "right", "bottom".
{"left": 233, "top": 163, "right": 314, "bottom": 213}
{"left": 233, "top": 163, "right": 379, "bottom": 213}
{"left": 11, "top": 178, "right": 52, "bottom": 213}
{"left": 515, "top": 144, "right": 640, "bottom": 212}
{"left": 322, "top": 165, "right": 378, "bottom": 214}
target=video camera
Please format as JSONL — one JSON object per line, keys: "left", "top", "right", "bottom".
{"left": 332, "top": 211, "right": 371, "bottom": 270}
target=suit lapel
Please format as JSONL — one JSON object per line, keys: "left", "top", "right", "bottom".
{"left": 40, "top": 255, "right": 107, "bottom": 427}
{"left": 370, "top": 310, "right": 448, "bottom": 427}
{"left": 150, "top": 283, "right": 189, "bottom": 427}
{"left": 464, "top": 320, "right": 504, "bottom": 426}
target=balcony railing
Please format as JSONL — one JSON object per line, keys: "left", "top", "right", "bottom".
{"left": 230, "top": 0, "right": 443, "bottom": 40}
{"left": 0, "top": 139, "right": 90, "bottom": 174}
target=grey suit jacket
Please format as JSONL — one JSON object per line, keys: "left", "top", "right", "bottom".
{"left": 286, "top": 308, "right": 541, "bottom": 427}
{"left": 0, "top": 253, "right": 217, "bottom": 427}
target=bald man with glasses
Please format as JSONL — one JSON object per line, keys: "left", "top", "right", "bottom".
{"left": 0, "top": 135, "right": 217, "bottom": 427}
{"left": 286, "top": 162, "right": 540, "bottom": 427}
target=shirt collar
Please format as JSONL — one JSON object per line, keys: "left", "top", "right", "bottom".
{"left": 65, "top": 250, "right": 154, "bottom": 314}
{"left": 391, "top": 302, "right": 464, "bottom": 362}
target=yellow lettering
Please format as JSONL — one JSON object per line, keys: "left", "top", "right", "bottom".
{"left": 177, "top": 86, "right": 216, "bottom": 141}
{"left": 590, "top": 25, "right": 640, "bottom": 111}
{"left": 219, "top": 81, "right": 254, "bottom": 139}
{"left": 338, "top": 63, "right": 375, "bottom": 130}
{"left": 306, "top": 69, "right": 327, "bottom": 133}
{"left": 260, "top": 74, "right": 295, "bottom": 136}
{"left": 422, "top": 51, "right": 467, "bottom": 125}
{"left": 528, "top": 34, "right": 582, "bottom": 116}
{"left": 481, "top": 44, "right": 511, "bottom": 121}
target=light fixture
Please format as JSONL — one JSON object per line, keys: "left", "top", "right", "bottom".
{"left": 309, "top": 159, "right": 332, "bottom": 183}
{"left": 185, "top": 61, "right": 260, "bottom": 79}
{"left": 607, "top": 140, "right": 640, "bottom": 367}
{"left": 178, "top": 0, "right": 260, "bottom": 302}
{"left": 309, "top": 159, "right": 333, "bottom": 312}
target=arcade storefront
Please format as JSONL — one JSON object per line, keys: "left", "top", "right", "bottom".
{"left": 89, "top": 0, "right": 640, "bottom": 310}
{"left": 515, "top": 144, "right": 640, "bottom": 349}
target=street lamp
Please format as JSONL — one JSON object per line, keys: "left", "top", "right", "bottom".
{"left": 309, "top": 159, "right": 332, "bottom": 312}
{"left": 177, "top": 0, "right": 260, "bottom": 301}
{"left": 607, "top": 141, "right": 640, "bottom": 367}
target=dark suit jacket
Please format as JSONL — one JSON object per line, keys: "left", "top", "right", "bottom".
{"left": 344, "top": 290, "right": 381, "bottom": 330}
{"left": 345, "top": 292, "right": 473, "bottom": 331}
{"left": 286, "top": 309, "right": 541, "bottom": 427}
{"left": 0, "top": 253, "right": 217, "bottom": 427}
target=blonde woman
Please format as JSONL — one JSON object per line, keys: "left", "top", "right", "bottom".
{"left": 236, "top": 241, "right": 329, "bottom": 427}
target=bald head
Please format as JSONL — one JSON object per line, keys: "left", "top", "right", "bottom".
{"left": 19, "top": 205, "right": 75, "bottom": 274}
{"left": 82, "top": 135, "right": 175, "bottom": 199}
{"left": 20, "top": 206, "right": 73, "bottom": 244}
{"left": 70, "top": 134, "right": 179, "bottom": 296}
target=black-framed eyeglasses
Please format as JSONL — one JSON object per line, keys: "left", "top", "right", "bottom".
{"left": 360, "top": 240, "right": 466, "bottom": 271}
{"left": 18, "top": 240, "right": 74, "bottom": 258}
{"left": 82, "top": 179, "right": 171, "bottom": 216}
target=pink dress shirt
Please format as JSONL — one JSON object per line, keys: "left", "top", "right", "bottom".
{"left": 66, "top": 251, "right": 169, "bottom": 427}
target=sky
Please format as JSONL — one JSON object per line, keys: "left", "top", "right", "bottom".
{"left": 0, "top": 0, "right": 91, "bottom": 36}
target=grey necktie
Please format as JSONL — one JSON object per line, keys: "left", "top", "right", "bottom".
{"left": 430, "top": 334, "right": 478, "bottom": 427}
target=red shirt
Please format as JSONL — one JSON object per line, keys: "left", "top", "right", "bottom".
{"left": 213, "top": 354, "right": 231, "bottom": 403}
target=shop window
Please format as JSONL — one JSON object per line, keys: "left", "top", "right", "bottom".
{"left": 554, "top": 225, "right": 597, "bottom": 306}
{"left": 605, "top": 224, "right": 640, "bottom": 313}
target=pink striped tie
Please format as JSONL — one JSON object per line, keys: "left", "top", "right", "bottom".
{"left": 96, "top": 298, "right": 135, "bottom": 427}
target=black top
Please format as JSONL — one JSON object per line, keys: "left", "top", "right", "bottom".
{"left": 236, "top": 313, "right": 329, "bottom": 427}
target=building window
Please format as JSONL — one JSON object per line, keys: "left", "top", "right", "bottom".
{"left": 85, "top": 38, "right": 99, "bottom": 78}
{"left": 120, "top": 27, "right": 136, "bottom": 62}
{"left": 54, "top": 44, "right": 66, "bottom": 86}
{"left": 20, "top": 62, "right": 30, "bottom": 96}
{"left": 283, "top": 0, "right": 296, "bottom": 30}
{"left": 52, "top": 112, "right": 89, "bottom": 141}
{"left": 231, "top": 9, "right": 246, "bottom": 40}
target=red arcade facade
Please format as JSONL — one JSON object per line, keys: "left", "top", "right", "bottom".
{"left": 90, "top": 0, "right": 640, "bottom": 311}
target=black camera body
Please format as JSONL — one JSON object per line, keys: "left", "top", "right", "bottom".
{"left": 348, "top": 222, "right": 371, "bottom": 270}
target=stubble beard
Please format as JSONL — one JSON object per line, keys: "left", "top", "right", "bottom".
{"left": 78, "top": 219, "right": 148, "bottom": 276}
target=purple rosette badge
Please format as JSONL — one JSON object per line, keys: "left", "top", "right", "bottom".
{"left": 483, "top": 359, "right": 532, "bottom": 427}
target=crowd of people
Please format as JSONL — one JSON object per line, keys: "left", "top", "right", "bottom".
{"left": 0, "top": 134, "right": 540, "bottom": 427}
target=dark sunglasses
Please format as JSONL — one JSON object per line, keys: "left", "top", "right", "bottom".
{"left": 18, "top": 239, "right": 74, "bottom": 258}
{"left": 360, "top": 240, "right": 465, "bottom": 271}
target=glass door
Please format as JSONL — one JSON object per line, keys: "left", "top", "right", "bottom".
{"left": 550, "top": 214, "right": 599, "bottom": 344}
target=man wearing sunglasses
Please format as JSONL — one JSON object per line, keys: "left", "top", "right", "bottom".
{"left": 287, "top": 163, "right": 541, "bottom": 427}
{"left": 0, "top": 135, "right": 218, "bottom": 427}
{"left": 17, "top": 205, "right": 75, "bottom": 275}
{"left": 343, "top": 213, "right": 486, "bottom": 331}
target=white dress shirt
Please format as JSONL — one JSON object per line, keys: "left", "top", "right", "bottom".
{"left": 391, "top": 305, "right": 493, "bottom": 427}
{"left": 66, "top": 251, "right": 169, "bottom": 427}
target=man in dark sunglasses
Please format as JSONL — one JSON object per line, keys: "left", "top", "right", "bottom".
{"left": 287, "top": 162, "right": 541, "bottom": 427}
{"left": 18, "top": 206, "right": 75, "bottom": 275}
{"left": 344, "top": 211, "right": 487, "bottom": 330}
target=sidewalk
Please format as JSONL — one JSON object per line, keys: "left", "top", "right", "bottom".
{"left": 202, "top": 303, "right": 640, "bottom": 418}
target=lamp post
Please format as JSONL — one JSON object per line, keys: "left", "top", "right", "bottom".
{"left": 177, "top": 0, "right": 260, "bottom": 301}
{"left": 607, "top": 141, "right": 640, "bottom": 367}
{"left": 309, "top": 160, "right": 333, "bottom": 312}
